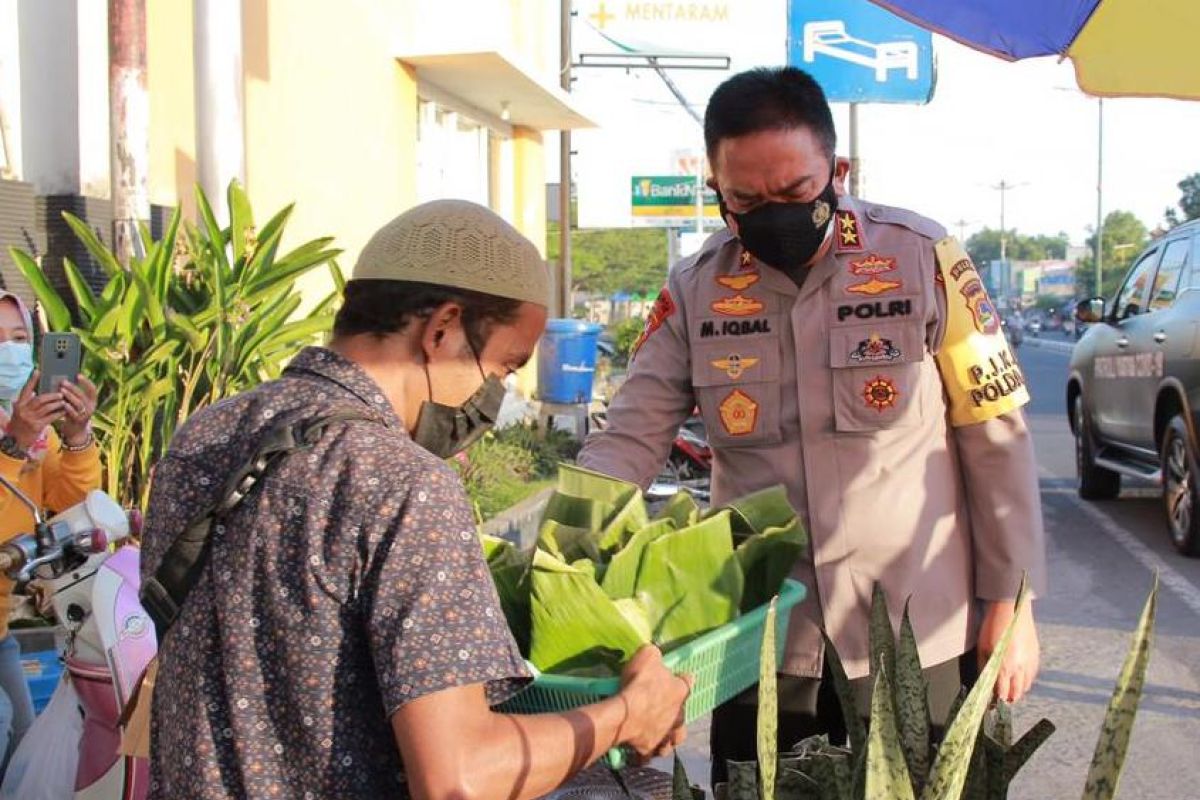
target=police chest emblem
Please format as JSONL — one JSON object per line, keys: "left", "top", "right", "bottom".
{"left": 719, "top": 389, "right": 759, "bottom": 435}
{"left": 716, "top": 273, "right": 760, "bottom": 291}
{"left": 711, "top": 354, "right": 760, "bottom": 379}
{"left": 711, "top": 294, "right": 765, "bottom": 316}
{"left": 863, "top": 376, "right": 899, "bottom": 413}
{"left": 850, "top": 334, "right": 901, "bottom": 363}
{"left": 847, "top": 253, "right": 902, "bottom": 296}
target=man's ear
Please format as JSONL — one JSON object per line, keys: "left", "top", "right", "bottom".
{"left": 834, "top": 156, "right": 851, "bottom": 196}
{"left": 420, "top": 302, "right": 464, "bottom": 361}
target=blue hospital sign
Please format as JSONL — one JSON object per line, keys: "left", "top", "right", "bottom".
{"left": 787, "top": 0, "right": 935, "bottom": 104}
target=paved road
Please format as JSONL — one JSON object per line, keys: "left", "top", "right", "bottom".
{"left": 668, "top": 336, "right": 1200, "bottom": 797}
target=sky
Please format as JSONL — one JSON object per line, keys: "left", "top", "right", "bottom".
{"left": 553, "top": 8, "right": 1200, "bottom": 249}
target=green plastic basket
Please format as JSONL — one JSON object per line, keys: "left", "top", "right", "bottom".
{"left": 499, "top": 579, "right": 806, "bottom": 766}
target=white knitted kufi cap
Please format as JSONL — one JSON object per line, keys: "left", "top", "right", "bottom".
{"left": 352, "top": 199, "right": 550, "bottom": 307}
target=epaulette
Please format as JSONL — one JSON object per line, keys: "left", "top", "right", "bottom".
{"left": 860, "top": 203, "right": 947, "bottom": 242}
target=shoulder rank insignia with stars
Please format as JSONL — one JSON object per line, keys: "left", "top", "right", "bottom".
{"left": 835, "top": 209, "right": 865, "bottom": 253}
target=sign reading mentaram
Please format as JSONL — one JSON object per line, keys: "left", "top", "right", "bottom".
{"left": 631, "top": 176, "right": 722, "bottom": 228}
{"left": 787, "top": 0, "right": 934, "bottom": 104}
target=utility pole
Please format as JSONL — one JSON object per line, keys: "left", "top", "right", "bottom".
{"left": 194, "top": 0, "right": 246, "bottom": 222}
{"left": 848, "top": 103, "right": 861, "bottom": 197}
{"left": 1095, "top": 97, "right": 1104, "bottom": 296}
{"left": 952, "top": 218, "right": 972, "bottom": 242}
{"left": 109, "top": 0, "right": 149, "bottom": 266}
{"left": 991, "top": 180, "right": 1027, "bottom": 301}
{"left": 558, "top": 0, "right": 572, "bottom": 318}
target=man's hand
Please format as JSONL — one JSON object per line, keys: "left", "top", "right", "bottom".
{"left": 5, "top": 372, "right": 64, "bottom": 450}
{"left": 977, "top": 600, "right": 1039, "bottom": 703}
{"left": 617, "top": 645, "right": 691, "bottom": 761}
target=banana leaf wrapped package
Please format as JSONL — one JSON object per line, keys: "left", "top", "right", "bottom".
{"left": 480, "top": 464, "right": 809, "bottom": 678}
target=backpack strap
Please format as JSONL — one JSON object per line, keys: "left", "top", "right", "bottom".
{"left": 140, "top": 409, "right": 380, "bottom": 641}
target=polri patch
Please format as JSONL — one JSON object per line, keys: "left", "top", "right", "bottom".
{"left": 711, "top": 354, "right": 760, "bottom": 379}
{"left": 719, "top": 389, "right": 759, "bottom": 436}
{"left": 835, "top": 210, "right": 865, "bottom": 253}
{"left": 711, "top": 294, "right": 765, "bottom": 317}
{"left": 960, "top": 278, "right": 1001, "bottom": 335}
{"left": 850, "top": 334, "right": 902, "bottom": 363}
{"left": 862, "top": 375, "right": 899, "bottom": 413}
{"left": 631, "top": 287, "right": 676, "bottom": 359}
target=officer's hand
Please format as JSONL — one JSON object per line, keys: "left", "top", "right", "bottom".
{"left": 977, "top": 600, "right": 1039, "bottom": 704}
{"left": 616, "top": 645, "right": 691, "bottom": 762}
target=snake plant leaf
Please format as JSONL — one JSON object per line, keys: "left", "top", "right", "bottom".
{"left": 777, "top": 768, "right": 822, "bottom": 799}
{"left": 672, "top": 754, "right": 707, "bottom": 800}
{"left": 895, "top": 600, "right": 931, "bottom": 790}
{"left": 866, "top": 658, "right": 916, "bottom": 800}
{"left": 922, "top": 574, "right": 1029, "bottom": 800}
{"left": 635, "top": 510, "right": 743, "bottom": 649}
{"left": 480, "top": 535, "right": 531, "bottom": 655}
{"left": 759, "top": 597, "right": 779, "bottom": 800}
{"left": 724, "top": 761, "right": 759, "bottom": 800}
{"left": 602, "top": 519, "right": 675, "bottom": 599}
{"left": 960, "top": 725, "right": 990, "bottom": 800}
{"left": 868, "top": 584, "right": 898, "bottom": 701}
{"left": 528, "top": 549, "right": 647, "bottom": 676}
{"left": 1081, "top": 574, "right": 1159, "bottom": 800}
{"left": 737, "top": 517, "right": 806, "bottom": 613}
{"left": 821, "top": 631, "right": 867, "bottom": 756}
{"left": 992, "top": 700, "right": 1013, "bottom": 748}
{"left": 1005, "top": 718, "right": 1055, "bottom": 779}
{"left": 9, "top": 248, "right": 72, "bottom": 331}
{"left": 656, "top": 490, "right": 700, "bottom": 528}
{"left": 788, "top": 736, "right": 853, "bottom": 800}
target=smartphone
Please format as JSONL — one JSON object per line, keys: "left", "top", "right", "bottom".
{"left": 38, "top": 333, "right": 82, "bottom": 395}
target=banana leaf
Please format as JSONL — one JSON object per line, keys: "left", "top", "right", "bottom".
{"left": 656, "top": 490, "right": 701, "bottom": 528}
{"left": 736, "top": 516, "right": 807, "bottom": 612}
{"left": 480, "top": 535, "right": 531, "bottom": 655}
{"left": 601, "top": 519, "right": 676, "bottom": 600}
{"left": 537, "top": 519, "right": 601, "bottom": 564}
{"left": 528, "top": 549, "right": 648, "bottom": 676}
{"left": 635, "top": 510, "right": 743, "bottom": 649}
{"left": 719, "top": 485, "right": 796, "bottom": 542}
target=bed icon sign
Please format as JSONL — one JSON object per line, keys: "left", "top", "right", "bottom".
{"left": 788, "top": 0, "right": 935, "bottom": 104}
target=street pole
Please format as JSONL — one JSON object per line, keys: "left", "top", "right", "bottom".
{"left": 194, "top": 0, "right": 246, "bottom": 222}
{"left": 848, "top": 103, "right": 861, "bottom": 197}
{"left": 558, "top": 0, "right": 572, "bottom": 318}
{"left": 1095, "top": 97, "right": 1104, "bottom": 297}
{"left": 109, "top": 0, "right": 149, "bottom": 266}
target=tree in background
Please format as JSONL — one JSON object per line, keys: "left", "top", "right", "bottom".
{"left": 1164, "top": 172, "right": 1200, "bottom": 228}
{"left": 1075, "top": 210, "right": 1149, "bottom": 297}
{"left": 965, "top": 228, "right": 1070, "bottom": 267}
{"left": 547, "top": 222, "right": 669, "bottom": 299}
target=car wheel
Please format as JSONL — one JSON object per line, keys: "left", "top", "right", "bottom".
{"left": 1074, "top": 396, "right": 1121, "bottom": 500}
{"left": 1161, "top": 415, "right": 1200, "bottom": 556}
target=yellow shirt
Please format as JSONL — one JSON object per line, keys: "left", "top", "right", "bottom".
{"left": 0, "top": 427, "right": 102, "bottom": 637}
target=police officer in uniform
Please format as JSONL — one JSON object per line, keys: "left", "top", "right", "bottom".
{"left": 577, "top": 67, "right": 1046, "bottom": 783}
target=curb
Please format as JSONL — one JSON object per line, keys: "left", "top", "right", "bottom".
{"left": 1022, "top": 337, "right": 1075, "bottom": 355}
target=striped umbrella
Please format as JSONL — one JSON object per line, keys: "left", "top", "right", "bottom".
{"left": 869, "top": 0, "right": 1200, "bottom": 100}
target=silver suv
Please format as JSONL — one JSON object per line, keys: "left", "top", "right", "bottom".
{"left": 1068, "top": 219, "right": 1200, "bottom": 555}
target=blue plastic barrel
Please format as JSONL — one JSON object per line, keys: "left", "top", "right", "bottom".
{"left": 23, "top": 649, "right": 63, "bottom": 714}
{"left": 537, "top": 319, "right": 602, "bottom": 404}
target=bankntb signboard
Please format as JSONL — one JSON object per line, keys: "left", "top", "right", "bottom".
{"left": 631, "top": 176, "right": 722, "bottom": 228}
{"left": 787, "top": 0, "right": 935, "bottom": 104}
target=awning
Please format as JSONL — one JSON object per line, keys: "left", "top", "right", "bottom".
{"left": 398, "top": 50, "right": 596, "bottom": 130}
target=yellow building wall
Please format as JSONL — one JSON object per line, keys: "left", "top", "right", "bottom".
{"left": 242, "top": 0, "right": 417, "bottom": 304}
{"left": 147, "top": 0, "right": 197, "bottom": 219}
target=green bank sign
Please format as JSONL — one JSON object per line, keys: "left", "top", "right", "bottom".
{"left": 631, "top": 176, "right": 721, "bottom": 227}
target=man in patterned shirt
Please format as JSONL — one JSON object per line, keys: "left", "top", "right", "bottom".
{"left": 141, "top": 200, "right": 690, "bottom": 799}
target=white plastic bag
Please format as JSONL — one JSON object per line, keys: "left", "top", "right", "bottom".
{"left": 0, "top": 674, "right": 82, "bottom": 800}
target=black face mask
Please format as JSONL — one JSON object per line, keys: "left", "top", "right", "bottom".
{"left": 411, "top": 356, "right": 506, "bottom": 459}
{"left": 719, "top": 162, "right": 838, "bottom": 272}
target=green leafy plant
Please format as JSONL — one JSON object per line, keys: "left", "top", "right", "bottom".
{"left": 11, "top": 181, "right": 342, "bottom": 507}
{"left": 702, "top": 574, "right": 1159, "bottom": 800}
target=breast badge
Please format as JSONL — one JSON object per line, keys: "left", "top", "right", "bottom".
{"left": 719, "top": 389, "right": 759, "bottom": 436}
{"left": 716, "top": 273, "right": 760, "bottom": 291}
{"left": 711, "top": 295, "right": 765, "bottom": 317}
{"left": 850, "top": 334, "right": 902, "bottom": 363}
{"left": 847, "top": 253, "right": 902, "bottom": 296}
{"left": 862, "top": 375, "right": 899, "bottom": 413}
{"left": 711, "top": 354, "right": 760, "bottom": 379}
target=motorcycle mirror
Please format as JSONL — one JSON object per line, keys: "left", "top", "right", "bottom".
{"left": 1075, "top": 297, "right": 1105, "bottom": 324}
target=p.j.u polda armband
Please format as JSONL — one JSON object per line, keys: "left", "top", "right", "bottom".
{"left": 933, "top": 237, "right": 1029, "bottom": 426}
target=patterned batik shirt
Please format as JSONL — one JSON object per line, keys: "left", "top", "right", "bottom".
{"left": 140, "top": 347, "right": 530, "bottom": 799}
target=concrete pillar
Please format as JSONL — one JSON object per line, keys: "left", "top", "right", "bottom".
{"left": 193, "top": 0, "right": 245, "bottom": 221}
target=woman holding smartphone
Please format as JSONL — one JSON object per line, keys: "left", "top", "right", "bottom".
{"left": 0, "top": 290, "right": 99, "bottom": 769}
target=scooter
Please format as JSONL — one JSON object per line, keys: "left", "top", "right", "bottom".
{"left": 0, "top": 475, "right": 152, "bottom": 800}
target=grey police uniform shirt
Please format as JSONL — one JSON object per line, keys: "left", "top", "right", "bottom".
{"left": 578, "top": 195, "right": 1047, "bottom": 680}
